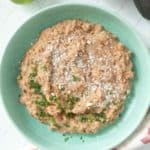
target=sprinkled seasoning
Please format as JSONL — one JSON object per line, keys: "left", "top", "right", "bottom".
{"left": 72, "top": 75, "right": 80, "bottom": 81}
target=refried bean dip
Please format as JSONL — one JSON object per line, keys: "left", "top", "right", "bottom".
{"left": 17, "top": 19, "right": 133, "bottom": 133}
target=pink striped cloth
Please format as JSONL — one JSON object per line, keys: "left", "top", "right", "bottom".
{"left": 115, "top": 108, "right": 150, "bottom": 150}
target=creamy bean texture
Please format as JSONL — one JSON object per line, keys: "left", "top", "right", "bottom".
{"left": 17, "top": 20, "right": 133, "bottom": 133}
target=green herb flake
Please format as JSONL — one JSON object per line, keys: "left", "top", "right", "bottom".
{"left": 40, "top": 65, "right": 47, "bottom": 71}
{"left": 35, "top": 93, "right": 51, "bottom": 118}
{"left": 65, "top": 124, "right": 70, "bottom": 128}
{"left": 50, "top": 117, "right": 60, "bottom": 128}
{"left": 29, "top": 80, "right": 41, "bottom": 94}
{"left": 78, "top": 115, "right": 87, "bottom": 122}
{"left": 28, "top": 69, "right": 41, "bottom": 94}
{"left": 65, "top": 95, "right": 79, "bottom": 110}
{"left": 38, "top": 107, "right": 47, "bottom": 117}
{"left": 119, "top": 114, "right": 122, "bottom": 118}
{"left": 50, "top": 95, "right": 57, "bottom": 101}
{"left": 61, "top": 87, "right": 65, "bottom": 91}
{"left": 95, "top": 112, "right": 106, "bottom": 122}
{"left": 64, "top": 136, "right": 70, "bottom": 142}
{"left": 29, "top": 68, "right": 37, "bottom": 79}
{"left": 66, "top": 113, "right": 75, "bottom": 118}
{"left": 82, "top": 139, "right": 85, "bottom": 143}
{"left": 35, "top": 94, "right": 49, "bottom": 107}
{"left": 62, "top": 134, "right": 73, "bottom": 142}
{"left": 80, "top": 136, "right": 85, "bottom": 142}
{"left": 17, "top": 74, "right": 22, "bottom": 80}
{"left": 72, "top": 75, "right": 80, "bottom": 81}
{"left": 50, "top": 117, "right": 56, "bottom": 125}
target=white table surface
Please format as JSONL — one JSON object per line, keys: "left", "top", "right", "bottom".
{"left": 0, "top": 0, "right": 150, "bottom": 150}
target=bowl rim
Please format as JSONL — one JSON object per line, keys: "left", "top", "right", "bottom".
{"left": 0, "top": 2, "right": 150, "bottom": 150}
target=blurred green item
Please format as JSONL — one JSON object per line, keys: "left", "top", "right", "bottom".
{"left": 11, "top": 0, "right": 33, "bottom": 4}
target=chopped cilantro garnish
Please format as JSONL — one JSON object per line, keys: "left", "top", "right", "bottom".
{"left": 38, "top": 107, "right": 47, "bottom": 117}
{"left": 60, "top": 87, "right": 65, "bottom": 91}
{"left": 80, "top": 136, "right": 85, "bottom": 142}
{"left": 65, "top": 95, "right": 79, "bottom": 109}
{"left": 35, "top": 94, "right": 49, "bottom": 107}
{"left": 35, "top": 95, "right": 50, "bottom": 118}
{"left": 50, "top": 117, "right": 60, "bottom": 128}
{"left": 28, "top": 69, "right": 41, "bottom": 94}
{"left": 77, "top": 113, "right": 106, "bottom": 123}
{"left": 78, "top": 115, "right": 87, "bottom": 122}
{"left": 67, "top": 95, "right": 79, "bottom": 101}
{"left": 119, "top": 114, "right": 122, "bottom": 118}
{"left": 50, "top": 95, "right": 57, "bottom": 101}
{"left": 49, "top": 95, "right": 64, "bottom": 111}
{"left": 29, "top": 79, "right": 41, "bottom": 94}
{"left": 72, "top": 75, "right": 80, "bottom": 81}
{"left": 40, "top": 65, "right": 47, "bottom": 71}
{"left": 65, "top": 124, "right": 70, "bottom": 128}
{"left": 35, "top": 100, "right": 48, "bottom": 107}
{"left": 66, "top": 113, "right": 75, "bottom": 118}
{"left": 64, "top": 136, "right": 70, "bottom": 142}
{"left": 95, "top": 112, "right": 105, "bottom": 122}
{"left": 29, "top": 68, "right": 37, "bottom": 79}
{"left": 56, "top": 102, "right": 63, "bottom": 111}
{"left": 62, "top": 134, "right": 73, "bottom": 142}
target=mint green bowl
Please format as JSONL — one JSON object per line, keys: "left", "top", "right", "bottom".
{"left": 1, "top": 3, "right": 150, "bottom": 150}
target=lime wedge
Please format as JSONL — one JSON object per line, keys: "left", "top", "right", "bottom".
{"left": 11, "top": 0, "right": 33, "bottom": 4}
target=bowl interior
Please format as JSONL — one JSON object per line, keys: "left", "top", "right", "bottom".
{"left": 1, "top": 4, "right": 150, "bottom": 150}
